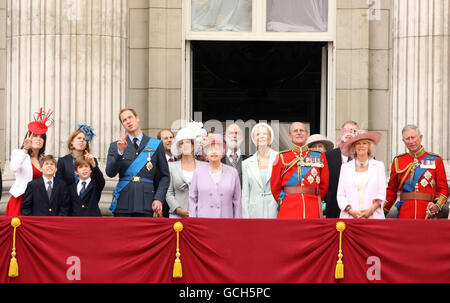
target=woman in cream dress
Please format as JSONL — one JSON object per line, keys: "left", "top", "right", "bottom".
{"left": 241, "top": 123, "right": 278, "bottom": 218}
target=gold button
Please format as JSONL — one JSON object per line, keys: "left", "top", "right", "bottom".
{"left": 49, "top": 208, "right": 52, "bottom": 212}
{"left": 82, "top": 205, "right": 85, "bottom": 208}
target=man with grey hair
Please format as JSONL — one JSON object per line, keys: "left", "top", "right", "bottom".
{"left": 222, "top": 123, "right": 248, "bottom": 184}
{"left": 271, "top": 122, "right": 329, "bottom": 219}
{"left": 384, "top": 124, "right": 449, "bottom": 219}
{"left": 324, "top": 120, "right": 359, "bottom": 218}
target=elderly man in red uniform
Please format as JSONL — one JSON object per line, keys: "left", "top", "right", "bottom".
{"left": 384, "top": 125, "right": 449, "bottom": 219}
{"left": 271, "top": 122, "right": 329, "bottom": 219}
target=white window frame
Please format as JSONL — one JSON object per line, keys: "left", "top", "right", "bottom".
{"left": 181, "top": 0, "right": 336, "bottom": 140}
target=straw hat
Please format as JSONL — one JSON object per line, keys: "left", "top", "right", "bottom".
{"left": 340, "top": 130, "right": 382, "bottom": 157}
{"left": 306, "top": 134, "right": 334, "bottom": 152}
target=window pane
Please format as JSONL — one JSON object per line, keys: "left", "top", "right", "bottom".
{"left": 266, "top": 0, "right": 328, "bottom": 32}
{"left": 191, "top": 0, "right": 252, "bottom": 32}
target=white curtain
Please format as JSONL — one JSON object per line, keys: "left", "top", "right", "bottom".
{"left": 191, "top": 0, "right": 252, "bottom": 32}
{"left": 266, "top": 0, "right": 328, "bottom": 32}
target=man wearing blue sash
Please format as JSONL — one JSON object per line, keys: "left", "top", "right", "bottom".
{"left": 106, "top": 108, "right": 170, "bottom": 217}
{"left": 271, "top": 122, "right": 329, "bottom": 219}
{"left": 384, "top": 125, "right": 448, "bottom": 219}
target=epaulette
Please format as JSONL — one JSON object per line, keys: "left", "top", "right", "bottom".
{"left": 427, "top": 152, "right": 441, "bottom": 158}
{"left": 279, "top": 149, "right": 291, "bottom": 154}
{"left": 394, "top": 152, "right": 407, "bottom": 159}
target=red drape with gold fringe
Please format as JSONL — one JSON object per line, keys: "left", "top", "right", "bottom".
{"left": 1, "top": 216, "right": 450, "bottom": 283}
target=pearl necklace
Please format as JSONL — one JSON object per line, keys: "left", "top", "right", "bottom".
{"left": 356, "top": 159, "right": 369, "bottom": 168}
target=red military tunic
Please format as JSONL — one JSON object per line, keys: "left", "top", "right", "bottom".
{"left": 271, "top": 145, "right": 329, "bottom": 219}
{"left": 385, "top": 147, "right": 449, "bottom": 219}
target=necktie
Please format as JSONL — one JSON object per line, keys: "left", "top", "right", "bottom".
{"left": 133, "top": 137, "right": 139, "bottom": 150}
{"left": 79, "top": 181, "right": 87, "bottom": 198}
{"left": 169, "top": 157, "right": 174, "bottom": 162}
{"left": 47, "top": 180, "right": 52, "bottom": 200}
{"left": 231, "top": 154, "right": 238, "bottom": 168}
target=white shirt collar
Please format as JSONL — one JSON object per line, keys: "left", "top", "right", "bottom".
{"left": 227, "top": 149, "right": 242, "bottom": 159}
{"left": 42, "top": 175, "right": 54, "bottom": 185}
{"left": 128, "top": 132, "right": 144, "bottom": 144}
{"left": 77, "top": 177, "right": 92, "bottom": 194}
{"left": 166, "top": 154, "right": 175, "bottom": 162}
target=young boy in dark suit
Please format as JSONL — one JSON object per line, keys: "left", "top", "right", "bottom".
{"left": 69, "top": 156, "right": 105, "bottom": 216}
{"left": 21, "top": 155, "right": 70, "bottom": 216}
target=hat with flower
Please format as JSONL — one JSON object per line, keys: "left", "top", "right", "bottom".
{"left": 170, "top": 122, "right": 207, "bottom": 157}
{"left": 76, "top": 123, "right": 96, "bottom": 142}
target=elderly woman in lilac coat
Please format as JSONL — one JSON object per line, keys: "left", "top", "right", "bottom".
{"left": 189, "top": 133, "right": 242, "bottom": 218}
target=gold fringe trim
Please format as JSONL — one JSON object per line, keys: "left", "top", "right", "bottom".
{"left": 335, "top": 221, "right": 346, "bottom": 280}
{"left": 8, "top": 217, "right": 21, "bottom": 278}
{"left": 172, "top": 221, "right": 183, "bottom": 278}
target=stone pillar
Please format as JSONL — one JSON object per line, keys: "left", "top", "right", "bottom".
{"left": 391, "top": 0, "right": 450, "bottom": 167}
{"left": 335, "top": 1, "right": 370, "bottom": 136}
{"left": 2, "top": 0, "right": 127, "bottom": 214}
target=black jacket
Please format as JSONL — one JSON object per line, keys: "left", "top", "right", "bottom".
{"left": 21, "top": 177, "right": 70, "bottom": 216}
{"left": 69, "top": 166, "right": 105, "bottom": 217}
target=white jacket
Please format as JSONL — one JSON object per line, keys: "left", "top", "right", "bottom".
{"left": 9, "top": 149, "right": 33, "bottom": 198}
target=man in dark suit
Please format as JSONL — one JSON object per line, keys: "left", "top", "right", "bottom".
{"left": 21, "top": 155, "right": 70, "bottom": 216}
{"left": 106, "top": 108, "right": 170, "bottom": 217}
{"left": 324, "top": 121, "right": 359, "bottom": 218}
{"left": 69, "top": 157, "right": 105, "bottom": 216}
{"left": 221, "top": 123, "right": 248, "bottom": 184}
{"left": 156, "top": 128, "right": 176, "bottom": 218}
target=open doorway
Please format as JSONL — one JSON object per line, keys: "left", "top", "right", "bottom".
{"left": 191, "top": 41, "right": 327, "bottom": 151}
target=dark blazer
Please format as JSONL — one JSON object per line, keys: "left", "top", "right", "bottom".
{"left": 56, "top": 154, "right": 99, "bottom": 186}
{"left": 324, "top": 147, "right": 344, "bottom": 218}
{"left": 221, "top": 152, "right": 249, "bottom": 185}
{"left": 105, "top": 134, "right": 170, "bottom": 216}
{"left": 21, "top": 177, "right": 70, "bottom": 216}
{"left": 69, "top": 166, "right": 105, "bottom": 217}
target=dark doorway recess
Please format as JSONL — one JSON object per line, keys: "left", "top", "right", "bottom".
{"left": 192, "top": 41, "right": 327, "bottom": 134}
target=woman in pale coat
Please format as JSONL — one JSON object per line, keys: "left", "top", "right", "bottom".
{"left": 189, "top": 133, "right": 242, "bottom": 218}
{"left": 166, "top": 122, "right": 206, "bottom": 218}
{"left": 242, "top": 123, "right": 278, "bottom": 218}
{"left": 337, "top": 130, "right": 386, "bottom": 219}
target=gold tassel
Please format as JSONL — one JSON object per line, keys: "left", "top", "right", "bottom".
{"left": 8, "top": 217, "right": 21, "bottom": 278}
{"left": 172, "top": 221, "right": 183, "bottom": 278}
{"left": 335, "top": 221, "right": 346, "bottom": 280}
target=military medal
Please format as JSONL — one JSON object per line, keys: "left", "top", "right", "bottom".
{"left": 145, "top": 148, "right": 154, "bottom": 171}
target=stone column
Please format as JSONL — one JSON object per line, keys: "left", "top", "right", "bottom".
{"left": 2, "top": 0, "right": 127, "bottom": 213}
{"left": 391, "top": 0, "right": 450, "bottom": 167}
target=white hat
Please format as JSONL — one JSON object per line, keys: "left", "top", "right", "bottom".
{"left": 306, "top": 134, "right": 334, "bottom": 152}
{"left": 171, "top": 122, "right": 207, "bottom": 157}
{"left": 251, "top": 122, "right": 275, "bottom": 145}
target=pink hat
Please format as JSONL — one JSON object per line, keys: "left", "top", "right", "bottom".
{"left": 340, "top": 130, "right": 382, "bottom": 157}
{"left": 202, "top": 133, "right": 225, "bottom": 151}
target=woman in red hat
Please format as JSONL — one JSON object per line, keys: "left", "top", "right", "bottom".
{"left": 5, "top": 108, "right": 53, "bottom": 216}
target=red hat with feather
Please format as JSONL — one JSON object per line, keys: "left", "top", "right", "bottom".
{"left": 27, "top": 108, "right": 55, "bottom": 135}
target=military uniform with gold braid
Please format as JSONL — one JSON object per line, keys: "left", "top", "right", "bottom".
{"left": 271, "top": 144, "right": 329, "bottom": 219}
{"left": 384, "top": 147, "right": 449, "bottom": 219}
